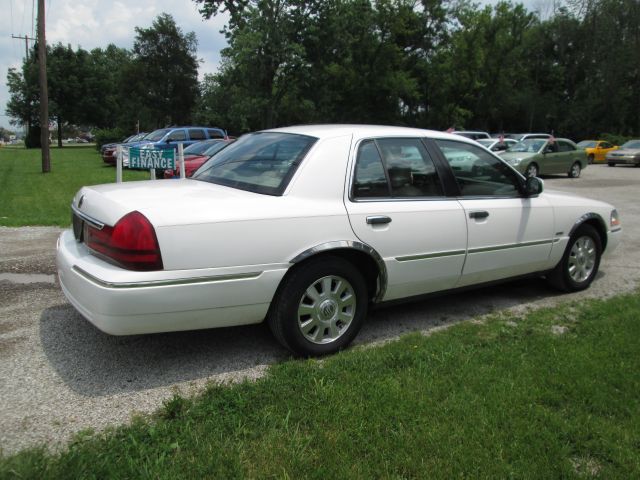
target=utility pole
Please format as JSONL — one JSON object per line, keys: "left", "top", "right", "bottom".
{"left": 11, "top": 34, "right": 35, "bottom": 61}
{"left": 37, "top": 0, "right": 50, "bottom": 172}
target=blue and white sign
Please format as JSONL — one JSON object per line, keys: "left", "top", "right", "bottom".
{"left": 129, "top": 148, "right": 175, "bottom": 170}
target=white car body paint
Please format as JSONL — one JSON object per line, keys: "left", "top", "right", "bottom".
{"left": 57, "top": 125, "right": 622, "bottom": 337}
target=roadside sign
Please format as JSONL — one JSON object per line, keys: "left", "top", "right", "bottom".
{"left": 129, "top": 148, "right": 175, "bottom": 170}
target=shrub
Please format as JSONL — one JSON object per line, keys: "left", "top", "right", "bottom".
{"left": 94, "top": 127, "right": 127, "bottom": 151}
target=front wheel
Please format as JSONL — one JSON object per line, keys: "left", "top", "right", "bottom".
{"left": 547, "top": 224, "right": 602, "bottom": 292}
{"left": 608, "top": 162, "right": 615, "bottom": 167}
{"left": 525, "top": 163, "right": 539, "bottom": 178}
{"left": 568, "top": 162, "right": 581, "bottom": 178}
{"left": 268, "top": 256, "right": 369, "bottom": 356}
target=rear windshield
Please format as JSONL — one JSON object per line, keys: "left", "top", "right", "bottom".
{"left": 192, "top": 132, "right": 317, "bottom": 195}
{"left": 577, "top": 141, "right": 597, "bottom": 148}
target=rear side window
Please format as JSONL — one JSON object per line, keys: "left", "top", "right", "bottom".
{"left": 352, "top": 138, "right": 443, "bottom": 199}
{"left": 188, "top": 129, "right": 206, "bottom": 140}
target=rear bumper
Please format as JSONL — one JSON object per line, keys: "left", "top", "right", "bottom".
{"left": 56, "top": 230, "right": 288, "bottom": 335}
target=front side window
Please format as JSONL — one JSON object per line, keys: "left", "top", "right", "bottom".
{"left": 352, "top": 138, "right": 443, "bottom": 199}
{"left": 167, "top": 130, "right": 187, "bottom": 141}
{"left": 436, "top": 139, "right": 521, "bottom": 197}
{"left": 193, "top": 133, "right": 317, "bottom": 195}
{"left": 557, "top": 141, "right": 576, "bottom": 152}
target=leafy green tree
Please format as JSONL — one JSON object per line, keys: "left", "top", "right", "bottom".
{"left": 129, "top": 13, "right": 200, "bottom": 128}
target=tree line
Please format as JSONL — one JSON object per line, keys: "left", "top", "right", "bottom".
{"left": 6, "top": 0, "right": 639, "bottom": 147}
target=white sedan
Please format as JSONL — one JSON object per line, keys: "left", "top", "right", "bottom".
{"left": 57, "top": 125, "right": 622, "bottom": 356}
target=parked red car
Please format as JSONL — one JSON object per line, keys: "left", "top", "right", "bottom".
{"left": 164, "top": 139, "right": 234, "bottom": 178}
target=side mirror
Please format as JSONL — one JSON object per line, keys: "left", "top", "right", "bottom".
{"left": 523, "top": 176, "right": 543, "bottom": 197}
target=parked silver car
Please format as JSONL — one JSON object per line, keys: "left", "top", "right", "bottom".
{"left": 606, "top": 140, "right": 640, "bottom": 167}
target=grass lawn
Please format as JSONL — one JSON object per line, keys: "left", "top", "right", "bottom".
{"left": 0, "top": 145, "right": 148, "bottom": 227}
{"left": 1, "top": 294, "right": 638, "bottom": 478}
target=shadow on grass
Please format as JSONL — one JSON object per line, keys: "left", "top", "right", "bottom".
{"left": 39, "top": 273, "right": 599, "bottom": 397}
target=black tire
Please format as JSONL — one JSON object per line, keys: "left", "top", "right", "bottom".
{"left": 588, "top": 154, "right": 594, "bottom": 164}
{"left": 608, "top": 162, "right": 615, "bottom": 167}
{"left": 525, "top": 163, "right": 539, "bottom": 178}
{"left": 547, "top": 224, "right": 602, "bottom": 292}
{"left": 268, "top": 255, "right": 369, "bottom": 356}
{"left": 568, "top": 161, "right": 581, "bottom": 178}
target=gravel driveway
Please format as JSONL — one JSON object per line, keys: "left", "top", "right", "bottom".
{"left": 1, "top": 164, "right": 638, "bottom": 455}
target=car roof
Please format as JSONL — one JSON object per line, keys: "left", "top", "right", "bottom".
{"left": 262, "top": 124, "right": 476, "bottom": 143}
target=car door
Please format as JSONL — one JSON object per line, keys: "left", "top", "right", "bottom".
{"left": 345, "top": 137, "right": 467, "bottom": 301}
{"left": 432, "top": 139, "right": 555, "bottom": 287}
{"left": 539, "top": 140, "right": 564, "bottom": 174}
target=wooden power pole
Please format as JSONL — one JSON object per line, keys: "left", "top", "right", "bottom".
{"left": 37, "top": 0, "right": 50, "bottom": 173}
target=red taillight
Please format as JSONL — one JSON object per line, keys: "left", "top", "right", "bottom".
{"left": 86, "top": 211, "right": 163, "bottom": 271}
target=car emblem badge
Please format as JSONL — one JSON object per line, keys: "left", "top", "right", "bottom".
{"left": 78, "top": 195, "right": 84, "bottom": 209}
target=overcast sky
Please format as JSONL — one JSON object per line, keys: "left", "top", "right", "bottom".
{"left": 1, "top": 0, "right": 546, "bottom": 130}
{"left": 1, "top": 0, "right": 229, "bottom": 129}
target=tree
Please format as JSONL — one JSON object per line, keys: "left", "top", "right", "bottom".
{"left": 129, "top": 13, "right": 200, "bottom": 128}
{"left": 6, "top": 46, "right": 40, "bottom": 139}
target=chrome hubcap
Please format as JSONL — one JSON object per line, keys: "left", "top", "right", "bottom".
{"left": 572, "top": 164, "right": 580, "bottom": 176}
{"left": 568, "top": 236, "right": 596, "bottom": 283}
{"left": 527, "top": 165, "right": 537, "bottom": 177}
{"left": 297, "top": 275, "right": 356, "bottom": 344}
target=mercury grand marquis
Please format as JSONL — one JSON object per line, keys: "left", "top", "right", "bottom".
{"left": 57, "top": 125, "right": 622, "bottom": 356}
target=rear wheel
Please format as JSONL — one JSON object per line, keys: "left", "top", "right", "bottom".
{"left": 568, "top": 162, "right": 581, "bottom": 178}
{"left": 547, "top": 224, "right": 601, "bottom": 292}
{"left": 588, "top": 154, "right": 594, "bottom": 164}
{"left": 526, "top": 163, "right": 539, "bottom": 178}
{"left": 608, "top": 162, "right": 615, "bottom": 167}
{"left": 268, "top": 256, "right": 368, "bottom": 356}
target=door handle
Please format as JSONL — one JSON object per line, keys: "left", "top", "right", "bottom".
{"left": 469, "top": 211, "right": 489, "bottom": 219}
{"left": 366, "top": 215, "right": 392, "bottom": 225}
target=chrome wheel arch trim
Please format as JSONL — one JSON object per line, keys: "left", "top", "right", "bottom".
{"left": 290, "top": 240, "right": 388, "bottom": 303}
{"left": 568, "top": 212, "right": 607, "bottom": 250}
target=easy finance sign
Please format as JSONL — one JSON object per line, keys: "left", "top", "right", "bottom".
{"left": 129, "top": 148, "right": 175, "bottom": 169}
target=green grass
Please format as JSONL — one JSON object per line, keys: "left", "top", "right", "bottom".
{"left": 2, "top": 293, "right": 639, "bottom": 478}
{"left": 0, "top": 145, "right": 148, "bottom": 227}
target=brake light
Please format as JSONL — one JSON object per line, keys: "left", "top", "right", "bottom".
{"left": 86, "top": 211, "right": 163, "bottom": 271}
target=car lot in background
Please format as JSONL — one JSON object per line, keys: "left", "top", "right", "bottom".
{"left": 501, "top": 137, "right": 587, "bottom": 177}
{"left": 164, "top": 139, "right": 234, "bottom": 178}
{"left": 577, "top": 140, "right": 619, "bottom": 164}
{"left": 605, "top": 139, "right": 640, "bottom": 167}
{"left": 58, "top": 125, "right": 620, "bottom": 356}
{"left": 476, "top": 137, "right": 518, "bottom": 153}
{"left": 497, "top": 133, "right": 552, "bottom": 141}
{"left": 101, "top": 132, "right": 148, "bottom": 165}
{"left": 452, "top": 130, "right": 491, "bottom": 140}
